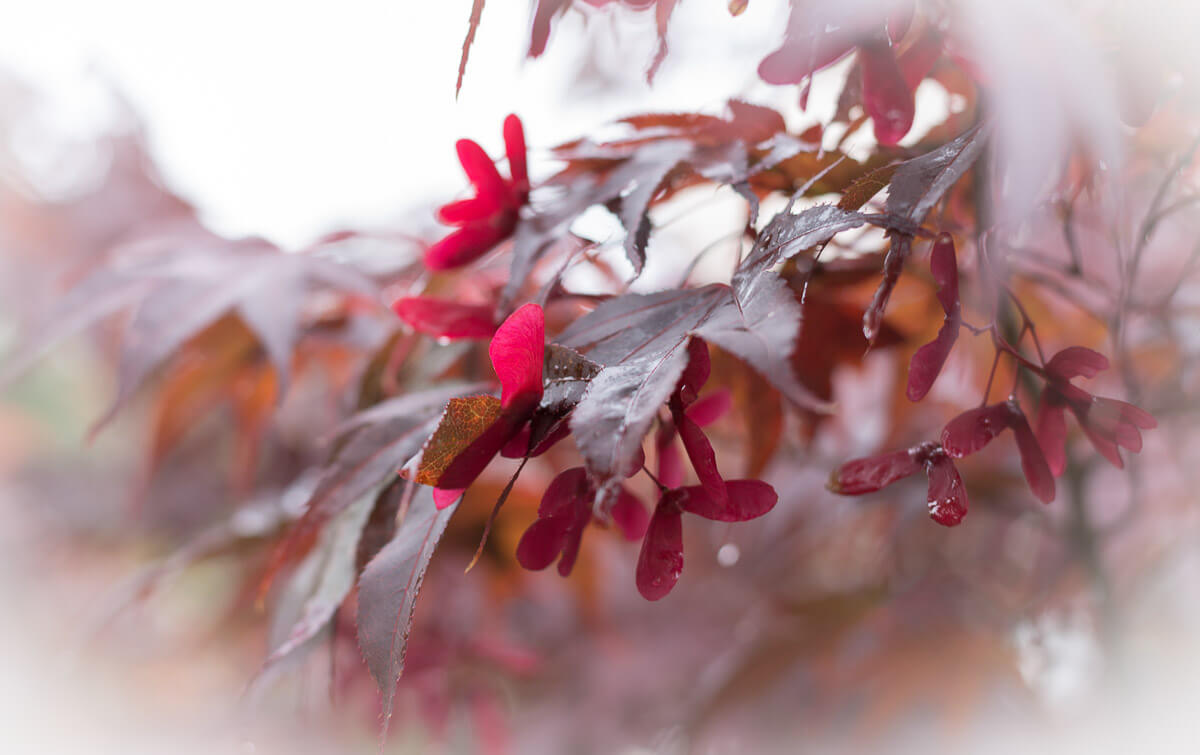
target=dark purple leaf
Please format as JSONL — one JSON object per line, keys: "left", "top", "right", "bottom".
{"left": 560, "top": 282, "right": 825, "bottom": 495}
{"left": 356, "top": 486, "right": 458, "bottom": 739}
{"left": 735, "top": 204, "right": 870, "bottom": 283}
{"left": 265, "top": 384, "right": 479, "bottom": 584}
{"left": 885, "top": 125, "right": 986, "bottom": 223}
{"left": 355, "top": 479, "right": 408, "bottom": 575}
{"left": 262, "top": 483, "right": 379, "bottom": 671}
{"left": 865, "top": 127, "right": 985, "bottom": 342}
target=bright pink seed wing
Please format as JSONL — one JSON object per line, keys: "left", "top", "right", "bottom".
{"left": 1009, "top": 411, "right": 1055, "bottom": 503}
{"left": 1035, "top": 395, "right": 1069, "bottom": 477}
{"left": 437, "top": 195, "right": 496, "bottom": 225}
{"left": 676, "top": 412, "right": 728, "bottom": 508}
{"left": 686, "top": 389, "right": 731, "bottom": 427}
{"left": 611, "top": 488, "right": 649, "bottom": 541}
{"left": 859, "top": 37, "right": 915, "bottom": 146}
{"left": 679, "top": 479, "right": 777, "bottom": 522}
{"left": 456, "top": 138, "right": 517, "bottom": 209}
{"left": 393, "top": 297, "right": 495, "bottom": 340}
{"left": 424, "top": 222, "right": 512, "bottom": 270}
{"left": 636, "top": 499, "right": 684, "bottom": 601}
{"left": 490, "top": 303, "right": 545, "bottom": 413}
{"left": 503, "top": 114, "right": 529, "bottom": 194}
{"left": 433, "top": 488, "right": 465, "bottom": 510}
{"left": 1045, "top": 346, "right": 1109, "bottom": 380}
{"left": 828, "top": 450, "right": 922, "bottom": 495}
{"left": 925, "top": 455, "right": 968, "bottom": 526}
{"left": 941, "top": 403, "right": 1013, "bottom": 458}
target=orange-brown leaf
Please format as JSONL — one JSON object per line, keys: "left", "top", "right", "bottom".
{"left": 414, "top": 395, "right": 502, "bottom": 487}
{"left": 837, "top": 162, "right": 900, "bottom": 211}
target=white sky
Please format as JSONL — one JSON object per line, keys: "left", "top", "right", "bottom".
{"left": 0, "top": 0, "right": 808, "bottom": 249}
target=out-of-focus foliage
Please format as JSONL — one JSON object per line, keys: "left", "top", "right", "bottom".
{"left": 4, "top": 1, "right": 1200, "bottom": 752}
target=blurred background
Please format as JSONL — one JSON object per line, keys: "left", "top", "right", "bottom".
{"left": 3, "top": 0, "right": 1200, "bottom": 752}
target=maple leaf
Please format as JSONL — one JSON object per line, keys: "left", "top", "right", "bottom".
{"left": 503, "top": 101, "right": 803, "bottom": 306}
{"left": 863, "top": 125, "right": 985, "bottom": 342}
{"left": 837, "top": 162, "right": 900, "bottom": 212}
{"left": 413, "top": 395, "right": 504, "bottom": 488}
{"left": 1, "top": 227, "right": 384, "bottom": 436}
{"left": 98, "top": 479, "right": 305, "bottom": 630}
{"left": 529, "top": 1, "right": 680, "bottom": 81}
{"left": 140, "top": 315, "right": 280, "bottom": 498}
{"left": 356, "top": 485, "right": 458, "bottom": 740}
{"left": 412, "top": 303, "right": 545, "bottom": 494}
{"left": 261, "top": 383, "right": 486, "bottom": 594}
{"left": 558, "top": 280, "right": 827, "bottom": 496}
{"left": 786, "top": 277, "right": 903, "bottom": 412}
{"left": 355, "top": 478, "right": 408, "bottom": 575}
{"left": 734, "top": 204, "right": 876, "bottom": 285}
{"left": 260, "top": 481, "right": 380, "bottom": 673}
{"left": 529, "top": 0, "right": 571, "bottom": 58}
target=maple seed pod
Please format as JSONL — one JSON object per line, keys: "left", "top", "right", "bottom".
{"left": 906, "top": 233, "right": 961, "bottom": 402}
